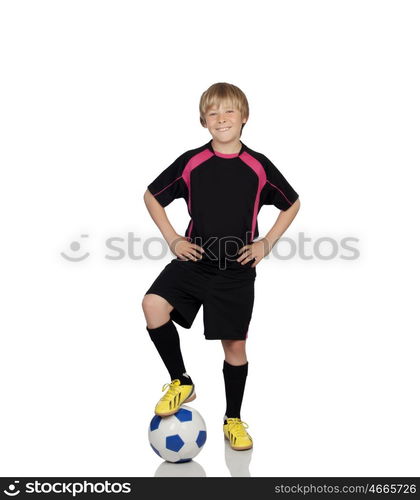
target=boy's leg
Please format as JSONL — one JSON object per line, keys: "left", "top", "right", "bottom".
{"left": 142, "top": 293, "right": 192, "bottom": 385}
{"left": 221, "top": 339, "right": 248, "bottom": 419}
{"left": 221, "top": 339, "right": 253, "bottom": 450}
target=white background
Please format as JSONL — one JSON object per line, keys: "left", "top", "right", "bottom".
{"left": 1, "top": 0, "right": 419, "bottom": 478}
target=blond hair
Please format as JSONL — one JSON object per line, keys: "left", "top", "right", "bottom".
{"left": 199, "top": 82, "right": 249, "bottom": 136}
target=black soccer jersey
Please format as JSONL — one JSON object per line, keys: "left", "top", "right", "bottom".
{"left": 147, "top": 140, "right": 299, "bottom": 266}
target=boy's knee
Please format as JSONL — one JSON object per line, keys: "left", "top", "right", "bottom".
{"left": 222, "top": 339, "right": 246, "bottom": 353}
{"left": 142, "top": 293, "right": 172, "bottom": 314}
{"left": 142, "top": 294, "right": 153, "bottom": 313}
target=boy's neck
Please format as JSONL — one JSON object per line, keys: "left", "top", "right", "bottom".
{"left": 211, "top": 138, "right": 242, "bottom": 155}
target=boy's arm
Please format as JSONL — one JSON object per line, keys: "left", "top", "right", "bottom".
{"left": 144, "top": 189, "right": 204, "bottom": 260}
{"left": 262, "top": 198, "right": 300, "bottom": 253}
{"left": 144, "top": 189, "right": 179, "bottom": 248}
{"left": 238, "top": 198, "right": 300, "bottom": 266}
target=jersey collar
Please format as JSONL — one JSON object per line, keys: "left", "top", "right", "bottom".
{"left": 207, "top": 140, "right": 247, "bottom": 158}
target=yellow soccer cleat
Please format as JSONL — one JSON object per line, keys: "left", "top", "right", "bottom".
{"left": 223, "top": 417, "right": 253, "bottom": 451}
{"left": 154, "top": 379, "right": 196, "bottom": 417}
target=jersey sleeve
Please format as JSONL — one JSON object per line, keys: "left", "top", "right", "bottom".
{"left": 260, "top": 155, "right": 299, "bottom": 210}
{"left": 147, "top": 152, "right": 188, "bottom": 207}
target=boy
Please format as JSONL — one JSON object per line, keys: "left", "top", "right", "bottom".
{"left": 142, "top": 82, "right": 300, "bottom": 451}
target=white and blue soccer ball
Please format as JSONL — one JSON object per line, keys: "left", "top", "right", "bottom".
{"left": 148, "top": 405, "right": 207, "bottom": 463}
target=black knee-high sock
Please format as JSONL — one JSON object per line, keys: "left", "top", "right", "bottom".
{"left": 147, "top": 319, "right": 193, "bottom": 385}
{"left": 223, "top": 360, "right": 248, "bottom": 420}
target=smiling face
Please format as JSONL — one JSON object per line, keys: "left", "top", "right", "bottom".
{"left": 203, "top": 99, "right": 247, "bottom": 148}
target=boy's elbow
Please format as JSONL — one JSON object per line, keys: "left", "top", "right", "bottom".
{"left": 288, "top": 197, "right": 300, "bottom": 210}
{"left": 144, "top": 189, "right": 163, "bottom": 209}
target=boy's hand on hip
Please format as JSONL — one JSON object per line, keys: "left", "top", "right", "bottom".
{"left": 169, "top": 235, "right": 204, "bottom": 262}
{"left": 237, "top": 238, "right": 271, "bottom": 268}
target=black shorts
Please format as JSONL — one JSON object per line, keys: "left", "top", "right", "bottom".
{"left": 144, "top": 258, "right": 257, "bottom": 340}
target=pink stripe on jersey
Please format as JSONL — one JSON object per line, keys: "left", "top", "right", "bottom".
{"left": 153, "top": 176, "right": 183, "bottom": 197}
{"left": 187, "top": 219, "right": 194, "bottom": 241}
{"left": 267, "top": 180, "right": 294, "bottom": 206}
{"left": 239, "top": 151, "right": 267, "bottom": 241}
{"left": 182, "top": 149, "right": 214, "bottom": 237}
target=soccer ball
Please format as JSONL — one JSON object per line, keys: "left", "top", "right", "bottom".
{"left": 148, "top": 405, "right": 207, "bottom": 463}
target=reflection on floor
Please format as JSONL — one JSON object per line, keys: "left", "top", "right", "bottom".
{"left": 224, "top": 438, "right": 252, "bottom": 477}
{"left": 155, "top": 460, "right": 206, "bottom": 477}
{"left": 154, "top": 438, "right": 253, "bottom": 477}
